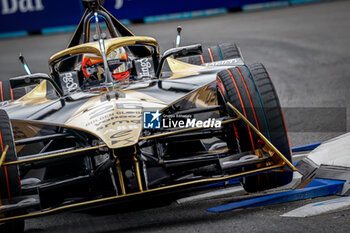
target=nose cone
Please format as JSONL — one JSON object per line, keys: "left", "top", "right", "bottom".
{"left": 65, "top": 91, "right": 166, "bottom": 148}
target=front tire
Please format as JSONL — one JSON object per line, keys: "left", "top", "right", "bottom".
{"left": 0, "top": 109, "right": 25, "bottom": 233}
{"left": 216, "top": 64, "right": 292, "bottom": 192}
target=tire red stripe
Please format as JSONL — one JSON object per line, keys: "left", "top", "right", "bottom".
{"left": 0, "top": 129, "right": 3, "bottom": 152}
{"left": 227, "top": 69, "right": 255, "bottom": 150}
{"left": 217, "top": 76, "right": 238, "bottom": 139}
{"left": 235, "top": 67, "right": 263, "bottom": 184}
{"left": 208, "top": 48, "right": 214, "bottom": 62}
{"left": 0, "top": 129, "right": 5, "bottom": 198}
{"left": 233, "top": 124, "right": 239, "bottom": 139}
{"left": 4, "top": 166, "right": 11, "bottom": 198}
{"left": 216, "top": 76, "right": 226, "bottom": 97}
{"left": 1, "top": 129, "right": 11, "bottom": 198}
{"left": 200, "top": 55, "right": 205, "bottom": 64}
{"left": 0, "top": 82, "right": 3, "bottom": 102}
{"left": 235, "top": 67, "right": 260, "bottom": 131}
{"left": 10, "top": 88, "right": 13, "bottom": 100}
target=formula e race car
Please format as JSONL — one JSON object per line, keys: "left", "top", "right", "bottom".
{"left": 0, "top": 0, "right": 296, "bottom": 232}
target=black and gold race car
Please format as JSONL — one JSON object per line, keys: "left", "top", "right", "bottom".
{"left": 0, "top": 0, "right": 296, "bottom": 232}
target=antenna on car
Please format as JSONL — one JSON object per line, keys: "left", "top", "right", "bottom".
{"left": 176, "top": 26, "right": 182, "bottom": 48}
{"left": 19, "top": 53, "right": 32, "bottom": 75}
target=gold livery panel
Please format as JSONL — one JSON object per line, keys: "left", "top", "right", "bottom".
{"left": 65, "top": 91, "right": 166, "bottom": 148}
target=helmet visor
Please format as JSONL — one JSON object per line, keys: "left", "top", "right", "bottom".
{"left": 108, "top": 59, "right": 128, "bottom": 74}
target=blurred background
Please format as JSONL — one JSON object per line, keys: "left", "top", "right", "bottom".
{"left": 0, "top": 0, "right": 312, "bottom": 35}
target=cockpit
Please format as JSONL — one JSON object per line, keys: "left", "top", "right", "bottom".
{"left": 48, "top": 3, "right": 160, "bottom": 94}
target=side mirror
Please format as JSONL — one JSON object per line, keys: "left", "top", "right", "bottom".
{"left": 10, "top": 73, "right": 64, "bottom": 96}
{"left": 155, "top": 44, "right": 202, "bottom": 78}
{"left": 163, "top": 44, "right": 202, "bottom": 58}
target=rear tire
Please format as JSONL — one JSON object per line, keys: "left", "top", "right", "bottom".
{"left": 0, "top": 109, "right": 24, "bottom": 233}
{"left": 181, "top": 43, "right": 241, "bottom": 65}
{"left": 0, "top": 80, "right": 28, "bottom": 102}
{"left": 216, "top": 64, "right": 292, "bottom": 192}
{"left": 0, "top": 80, "right": 14, "bottom": 102}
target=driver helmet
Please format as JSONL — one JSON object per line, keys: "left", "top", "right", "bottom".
{"left": 82, "top": 47, "right": 130, "bottom": 81}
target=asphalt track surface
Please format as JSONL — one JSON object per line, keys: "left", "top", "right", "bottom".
{"left": 1, "top": 1, "right": 350, "bottom": 232}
